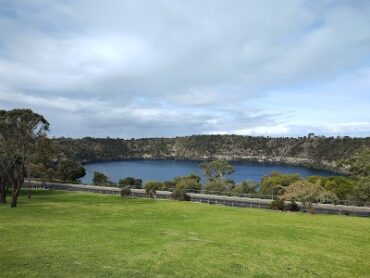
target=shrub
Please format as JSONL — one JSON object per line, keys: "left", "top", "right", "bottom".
{"left": 270, "top": 199, "right": 286, "bottom": 211}
{"left": 145, "top": 180, "right": 163, "bottom": 197}
{"left": 163, "top": 181, "right": 175, "bottom": 190}
{"left": 260, "top": 172, "right": 301, "bottom": 195}
{"left": 204, "top": 180, "right": 226, "bottom": 193}
{"left": 171, "top": 188, "right": 190, "bottom": 201}
{"left": 120, "top": 186, "right": 131, "bottom": 198}
{"left": 283, "top": 180, "right": 338, "bottom": 214}
{"left": 119, "top": 177, "right": 142, "bottom": 189}
{"left": 174, "top": 175, "right": 202, "bottom": 191}
{"left": 234, "top": 180, "right": 258, "bottom": 194}
{"left": 354, "top": 177, "right": 370, "bottom": 202}
{"left": 224, "top": 179, "right": 235, "bottom": 191}
{"left": 145, "top": 180, "right": 161, "bottom": 193}
{"left": 174, "top": 174, "right": 201, "bottom": 184}
{"left": 286, "top": 200, "right": 300, "bottom": 211}
{"left": 148, "top": 190, "right": 156, "bottom": 199}
{"left": 57, "top": 159, "right": 86, "bottom": 182}
{"left": 176, "top": 178, "right": 201, "bottom": 191}
{"left": 92, "top": 171, "right": 115, "bottom": 187}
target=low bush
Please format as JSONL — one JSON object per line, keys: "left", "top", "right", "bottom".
{"left": 270, "top": 199, "right": 286, "bottom": 211}
{"left": 270, "top": 199, "right": 300, "bottom": 212}
{"left": 120, "top": 186, "right": 131, "bottom": 198}
{"left": 171, "top": 188, "right": 190, "bottom": 201}
{"left": 286, "top": 200, "right": 300, "bottom": 211}
{"left": 176, "top": 178, "right": 201, "bottom": 191}
{"left": 204, "top": 180, "right": 226, "bottom": 192}
{"left": 145, "top": 180, "right": 163, "bottom": 194}
{"left": 119, "top": 177, "right": 143, "bottom": 189}
{"left": 234, "top": 180, "right": 258, "bottom": 194}
{"left": 92, "top": 171, "right": 115, "bottom": 187}
{"left": 148, "top": 190, "right": 156, "bottom": 199}
{"left": 163, "top": 181, "right": 175, "bottom": 189}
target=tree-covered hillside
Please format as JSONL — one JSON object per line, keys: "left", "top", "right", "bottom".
{"left": 54, "top": 135, "right": 370, "bottom": 173}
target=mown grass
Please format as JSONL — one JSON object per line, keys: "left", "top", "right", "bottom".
{"left": 0, "top": 190, "right": 369, "bottom": 278}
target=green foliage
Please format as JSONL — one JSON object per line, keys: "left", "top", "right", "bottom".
{"left": 144, "top": 180, "right": 164, "bottom": 194}
{"left": 340, "top": 148, "right": 370, "bottom": 177}
{"left": 200, "top": 160, "right": 234, "bottom": 181}
{"left": 260, "top": 171, "right": 301, "bottom": 195}
{"left": 57, "top": 160, "right": 86, "bottom": 182}
{"left": 307, "top": 175, "right": 355, "bottom": 200}
{"left": 286, "top": 200, "right": 300, "bottom": 211}
{"left": 204, "top": 179, "right": 227, "bottom": 192}
{"left": 269, "top": 199, "right": 300, "bottom": 212}
{"left": 92, "top": 172, "right": 113, "bottom": 186}
{"left": 283, "top": 180, "right": 338, "bottom": 213}
{"left": 234, "top": 180, "right": 258, "bottom": 194}
{"left": 118, "top": 177, "right": 142, "bottom": 188}
{"left": 354, "top": 177, "right": 370, "bottom": 202}
{"left": 171, "top": 188, "right": 190, "bottom": 201}
{"left": 163, "top": 180, "right": 175, "bottom": 189}
{"left": 120, "top": 186, "right": 131, "bottom": 198}
{"left": 0, "top": 109, "right": 50, "bottom": 207}
{"left": 174, "top": 174, "right": 201, "bottom": 191}
{"left": 270, "top": 199, "right": 286, "bottom": 211}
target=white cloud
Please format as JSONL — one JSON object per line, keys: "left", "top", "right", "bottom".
{"left": 234, "top": 126, "right": 291, "bottom": 136}
{"left": 0, "top": 0, "right": 369, "bottom": 137}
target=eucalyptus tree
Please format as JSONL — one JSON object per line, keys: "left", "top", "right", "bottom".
{"left": 0, "top": 147, "right": 7, "bottom": 203}
{"left": 0, "top": 109, "right": 49, "bottom": 207}
{"left": 200, "top": 160, "right": 234, "bottom": 182}
{"left": 200, "top": 160, "right": 235, "bottom": 192}
{"left": 283, "top": 180, "right": 338, "bottom": 213}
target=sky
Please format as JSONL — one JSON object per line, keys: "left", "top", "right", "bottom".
{"left": 0, "top": 0, "right": 369, "bottom": 138}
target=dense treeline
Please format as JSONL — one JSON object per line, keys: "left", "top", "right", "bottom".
{"left": 54, "top": 135, "right": 370, "bottom": 173}
{"left": 28, "top": 137, "right": 85, "bottom": 183}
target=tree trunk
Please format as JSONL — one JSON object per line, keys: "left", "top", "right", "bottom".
{"left": 306, "top": 203, "right": 315, "bottom": 214}
{"left": 10, "top": 193, "right": 17, "bottom": 207}
{"left": 0, "top": 189, "right": 6, "bottom": 203}
{"left": 10, "top": 186, "right": 21, "bottom": 208}
{"left": 0, "top": 178, "right": 7, "bottom": 203}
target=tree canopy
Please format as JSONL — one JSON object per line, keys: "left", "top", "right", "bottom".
{"left": 200, "top": 160, "right": 234, "bottom": 181}
{"left": 283, "top": 180, "right": 338, "bottom": 213}
{"left": 0, "top": 109, "right": 49, "bottom": 207}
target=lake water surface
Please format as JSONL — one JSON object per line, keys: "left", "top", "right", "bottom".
{"left": 80, "top": 159, "right": 337, "bottom": 184}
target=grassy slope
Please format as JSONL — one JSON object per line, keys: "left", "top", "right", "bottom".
{"left": 0, "top": 191, "right": 369, "bottom": 278}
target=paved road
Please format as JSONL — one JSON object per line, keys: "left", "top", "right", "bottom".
{"left": 25, "top": 181, "right": 370, "bottom": 217}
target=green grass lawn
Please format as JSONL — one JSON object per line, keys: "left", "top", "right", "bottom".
{"left": 0, "top": 190, "right": 369, "bottom": 278}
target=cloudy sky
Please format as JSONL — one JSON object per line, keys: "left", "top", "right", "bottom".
{"left": 0, "top": 0, "right": 369, "bottom": 138}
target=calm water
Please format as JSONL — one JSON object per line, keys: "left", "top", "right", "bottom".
{"left": 80, "top": 159, "right": 337, "bottom": 184}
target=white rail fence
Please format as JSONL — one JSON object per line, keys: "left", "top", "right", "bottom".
{"left": 25, "top": 181, "right": 370, "bottom": 217}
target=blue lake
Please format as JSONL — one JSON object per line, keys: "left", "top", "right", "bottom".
{"left": 80, "top": 159, "right": 337, "bottom": 184}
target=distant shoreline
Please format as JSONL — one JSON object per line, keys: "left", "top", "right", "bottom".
{"left": 54, "top": 135, "right": 365, "bottom": 175}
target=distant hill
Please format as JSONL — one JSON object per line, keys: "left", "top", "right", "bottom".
{"left": 53, "top": 135, "right": 370, "bottom": 173}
